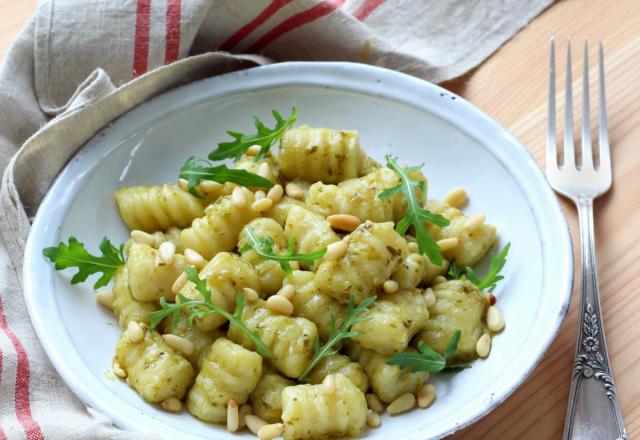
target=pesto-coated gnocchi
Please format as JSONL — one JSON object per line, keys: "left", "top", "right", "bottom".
{"left": 250, "top": 370, "right": 295, "bottom": 423}
{"left": 126, "top": 241, "right": 185, "bottom": 302}
{"left": 112, "top": 266, "right": 156, "bottom": 329}
{"left": 284, "top": 205, "right": 341, "bottom": 262}
{"left": 306, "top": 354, "right": 369, "bottom": 393}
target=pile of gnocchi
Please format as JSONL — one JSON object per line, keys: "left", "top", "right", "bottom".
{"left": 47, "top": 118, "right": 506, "bottom": 440}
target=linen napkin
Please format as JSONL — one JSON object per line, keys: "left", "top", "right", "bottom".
{"left": 0, "top": 1, "right": 552, "bottom": 438}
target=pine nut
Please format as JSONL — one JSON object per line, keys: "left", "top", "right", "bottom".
{"left": 242, "top": 287, "right": 260, "bottom": 302}
{"left": 112, "top": 362, "right": 127, "bottom": 378}
{"left": 324, "top": 240, "right": 348, "bottom": 261}
{"left": 178, "top": 178, "right": 189, "bottom": 192}
{"left": 171, "top": 271, "right": 188, "bottom": 294}
{"left": 487, "top": 306, "right": 505, "bottom": 332}
{"left": 387, "top": 393, "right": 416, "bottom": 415}
{"left": 227, "top": 399, "right": 239, "bottom": 432}
{"left": 96, "top": 290, "right": 115, "bottom": 309}
{"left": 184, "top": 248, "right": 205, "bottom": 268}
{"left": 257, "top": 162, "right": 273, "bottom": 180}
{"left": 443, "top": 187, "right": 468, "bottom": 207}
{"left": 200, "top": 179, "right": 223, "bottom": 193}
{"left": 465, "top": 213, "right": 486, "bottom": 232}
{"left": 162, "top": 334, "right": 194, "bottom": 356}
{"left": 231, "top": 186, "right": 247, "bottom": 208}
{"left": 417, "top": 384, "right": 436, "bottom": 408}
{"left": 126, "top": 321, "right": 144, "bottom": 343}
{"left": 245, "top": 415, "right": 268, "bottom": 435}
{"left": 476, "top": 333, "right": 492, "bottom": 358}
{"left": 432, "top": 275, "right": 447, "bottom": 286}
{"left": 158, "top": 241, "right": 176, "bottom": 265}
{"left": 285, "top": 182, "right": 304, "bottom": 200}
{"left": 251, "top": 197, "right": 273, "bottom": 213}
{"left": 238, "top": 404, "right": 252, "bottom": 428}
{"left": 246, "top": 144, "right": 261, "bottom": 157}
{"left": 257, "top": 423, "right": 283, "bottom": 440}
{"left": 131, "top": 230, "right": 156, "bottom": 247}
{"left": 423, "top": 287, "right": 437, "bottom": 307}
{"left": 366, "top": 410, "right": 381, "bottom": 428}
{"left": 267, "top": 184, "right": 284, "bottom": 203}
{"left": 255, "top": 190, "right": 266, "bottom": 200}
{"left": 383, "top": 280, "right": 399, "bottom": 294}
{"left": 266, "top": 295, "right": 293, "bottom": 315}
{"left": 277, "top": 284, "right": 296, "bottom": 300}
{"left": 323, "top": 374, "right": 336, "bottom": 394}
{"left": 408, "top": 242, "right": 419, "bottom": 253}
{"left": 436, "top": 237, "right": 459, "bottom": 252}
{"left": 366, "top": 394, "right": 385, "bottom": 413}
{"left": 161, "top": 396, "right": 182, "bottom": 412}
{"left": 327, "top": 214, "right": 361, "bottom": 232}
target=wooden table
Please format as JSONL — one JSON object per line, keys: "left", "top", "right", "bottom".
{"left": 1, "top": 1, "right": 638, "bottom": 438}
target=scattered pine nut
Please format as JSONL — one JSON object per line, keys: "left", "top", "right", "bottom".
{"left": 277, "top": 284, "right": 296, "bottom": 300}
{"left": 366, "top": 394, "right": 385, "bottom": 413}
{"left": 476, "top": 333, "right": 492, "bottom": 358}
{"left": 184, "top": 248, "right": 206, "bottom": 268}
{"left": 323, "top": 374, "right": 336, "bottom": 394}
{"left": 432, "top": 275, "right": 447, "bottom": 286}
{"left": 171, "top": 272, "right": 188, "bottom": 294}
{"left": 383, "top": 280, "right": 399, "bottom": 294}
{"left": 162, "top": 334, "right": 194, "bottom": 356}
{"left": 161, "top": 396, "right": 182, "bottom": 412}
{"left": 255, "top": 190, "right": 266, "bottom": 200}
{"left": 178, "top": 178, "right": 189, "bottom": 192}
{"left": 487, "top": 306, "right": 505, "bottom": 332}
{"left": 267, "top": 184, "right": 283, "bottom": 203}
{"left": 266, "top": 295, "right": 294, "bottom": 315}
{"left": 443, "top": 187, "right": 468, "bottom": 207}
{"left": 238, "top": 404, "right": 252, "bottom": 428}
{"left": 387, "top": 393, "right": 416, "bottom": 415}
{"left": 436, "top": 237, "right": 459, "bottom": 252}
{"left": 417, "top": 384, "right": 436, "bottom": 409}
{"left": 366, "top": 410, "right": 381, "bottom": 428}
{"left": 423, "top": 288, "right": 437, "bottom": 308}
{"left": 231, "top": 186, "right": 247, "bottom": 208}
{"left": 242, "top": 287, "right": 260, "bottom": 302}
{"left": 200, "top": 179, "right": 223, "bottom": 193}
{"left": 285, "top": 182, "right": 304, "bottom": 200}
{"left": 327, "top": 214, "right": 361, "bottom": 232}
{"left": 324, "top": 240, "right": 348, "bottom": 261}
{"left": 96, "top": 290, "right": 115, "bottom": 310}
{"left": 246, "top": 145, "right": 261, "bottom": 157}
{"left": 131, "top": 230, "right": 156, "bottom": 247}
{"left": 408, "top": 242, "right": 419, "bottom": 253}
{"left": 252, "top": 197, "right": 274, "bottom": 213}
{"left": 245, "top": 415, "right": 268, "bottom": 435}
{"left": 257, "top": 423, "right": 284, "bottom": 440}
{"left": 126, "top": 321, "right": 144, "bottom": 343}
{"left": 227, "top": 399, "right": 239, "bottom": 432}
{"left": 464, "top": 213, "right": 486, "bottom": 232}
{"left": 112, "top": 362, "right": 126, "bottom": 378}
{"left": 257, "top": 162, "right": 272, "bottom": 180}
{"left": 158, "top": 241, "right": 176, "bottom": 265}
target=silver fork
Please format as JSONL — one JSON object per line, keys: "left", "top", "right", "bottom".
{"left": 547, "top": 39, "right": 627, "bottom": 440}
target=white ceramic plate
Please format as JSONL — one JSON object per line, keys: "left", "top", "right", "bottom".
{"left": 23, "top": 62, "right": 573, "bottom": 440}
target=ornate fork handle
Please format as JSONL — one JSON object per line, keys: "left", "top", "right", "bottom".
{"left": 563, "top": 197, "right": 627, "bottom": 440}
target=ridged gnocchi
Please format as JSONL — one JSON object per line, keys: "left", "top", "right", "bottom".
{"left": 306, "top": 354, "right": 369, "bottom": 393}
{"left": 284, "top": 205, "right": 341, "bottom": 262}
{"left": 250, "top": 370, "right": 295, "bottom": 423}
{"left": 126, "top": 241, "right": 185, "bottom": 302}
{"left": 112, "top": 266, "right": 156, "bottom": 329}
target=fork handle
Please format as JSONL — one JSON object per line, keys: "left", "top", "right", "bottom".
{"left": 563, "top": 197, "right": 627, "bottom": 440}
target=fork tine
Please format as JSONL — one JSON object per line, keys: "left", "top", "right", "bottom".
{"left": 598, "top": 42, "right": 611, "bottom": 171}
{"left": 547, "top": 38, "right": 557, "bottom": 171}
{"left": 581, "top": 40, "right": 593, "bottom": 169}
{"left": 564, "top": 40, "right": 576, "bottom": 168}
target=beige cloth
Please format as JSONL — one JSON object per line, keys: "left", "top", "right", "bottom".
{"left": 0, "top": 1, "right": 552, "bottom": 438}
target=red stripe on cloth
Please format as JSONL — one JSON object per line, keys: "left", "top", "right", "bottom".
{"left": 133, "top": 0, "right": 152, "bottom": 76}
{"left": 353, "top": 0, "right": 386, "bottom": 21}
{"left": 165, "top": 0, "right": 182, "bottom": 64}
{"left": 247, "top": 0, "right": 346, "bottom": 53}
{"left": 0, "top": 298, "right": 44, "bottom": 440}
{"left": 219, "top": 0, "right": 295, "bottom": 52}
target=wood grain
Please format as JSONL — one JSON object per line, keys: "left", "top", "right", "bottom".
{"left": 0, "top": 1, "right": 638, "bottom": 439}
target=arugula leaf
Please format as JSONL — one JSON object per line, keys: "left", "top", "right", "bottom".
{"left": 179, "top": 156, "right": 273, "bottom": 198}
{"left": 298, "top": 295, "right": 376, "bottom": 381}
{"left": 447, "top": 243, "right": 510, "bottom": 291}
{"left": 239, "top": 227, "right": 327, "bottom": 275}
{"left": 379, "top": 156, "right": 449, "bottom": 265}
{"left": 148, "top": 266, "right": 272, "bottom": 358}
{"left": 386, "top": 330, "right": 462, "bottom": 373}
{"left": 208, "top": 108, "right": 297, "bottom": 162}
{"left": 43, "top": 237, "right": 125, "bottom": 289}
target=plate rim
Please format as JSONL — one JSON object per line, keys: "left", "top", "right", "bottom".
{"left": 23, "top": 61, "right": 574, "bottom": 439}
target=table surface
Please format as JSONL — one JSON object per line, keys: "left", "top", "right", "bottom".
{"left": 1, "top": 1, "right": 639, "bottom": 439}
